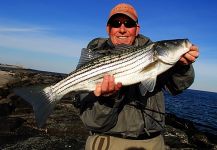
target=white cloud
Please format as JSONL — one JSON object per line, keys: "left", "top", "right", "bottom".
{"left": 0, "top": 26, "right": 87, "bottom": 57}
{"left": 0, "top": 26, "right": 48, "bottom": 32}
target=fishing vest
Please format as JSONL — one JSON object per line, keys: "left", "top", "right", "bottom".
{"left": 76, "top": 34, "right": 166, "bottom": 136}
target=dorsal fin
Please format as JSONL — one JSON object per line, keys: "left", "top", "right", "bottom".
{"left": 76, "top": 48, "right": 97, "bottom": 69}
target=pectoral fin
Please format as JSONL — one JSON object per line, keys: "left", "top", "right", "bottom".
{"left": 139, "top": 77, "right": 157, "bottom": 96}
{"left": 139, "top": 61, "right": 159, "bottom": 96}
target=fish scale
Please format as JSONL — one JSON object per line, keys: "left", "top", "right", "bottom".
{"left": 53, "top": 47, "right": 153, "bottom": 95}
{"left": 52, "top": 45, "right": 154, "bottom": 95}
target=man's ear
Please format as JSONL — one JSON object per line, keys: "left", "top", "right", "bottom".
{"left": 136, "top": 25, "right": 140, "bottom": 36}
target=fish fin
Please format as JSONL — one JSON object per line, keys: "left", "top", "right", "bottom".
{"left": 139, "top": 61, "right": 159, "bottom": 96}
{"left": 76, "top": 48, "right": 97, "bottom": 69}
{"left": 139, "top": 77, "right": 157, "bottom": 96}
{"left": 13, "top": 86, "right": 57, "bottom": 128}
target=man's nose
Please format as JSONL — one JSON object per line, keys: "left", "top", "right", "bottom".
{"left": 119, "top": 24, "right": 127, "bottom": 33}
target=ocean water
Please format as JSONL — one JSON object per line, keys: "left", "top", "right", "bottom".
{"left": 165, "top": 89, "right": 217, "bottom": 135}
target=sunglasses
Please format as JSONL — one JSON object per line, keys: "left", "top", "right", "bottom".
{"left": 109, "top": 19, "right": 137, "bottom": 28}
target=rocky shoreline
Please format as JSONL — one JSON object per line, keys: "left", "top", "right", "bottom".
{"left": 0, "top": 65, "right": 217, "bottom": 150}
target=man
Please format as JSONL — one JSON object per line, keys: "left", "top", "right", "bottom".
{"left": 74, "top": 3, "right": 199, "bottom": 150}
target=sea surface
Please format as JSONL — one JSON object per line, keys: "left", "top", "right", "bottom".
{"left": 164, "top": 89, "right": 217, "bottom": 135}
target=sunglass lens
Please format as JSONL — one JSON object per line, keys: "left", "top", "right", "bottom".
{"left": 110, "top": 20, "right": 121, "bottom": 28}
{"left": 124, "top": 20, "right": 136, "bottom": 28}
{"left": 109, "top": 20, "right": 136, "bottom": 28}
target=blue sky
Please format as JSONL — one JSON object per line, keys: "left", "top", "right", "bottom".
{"left": 0, "top": 0, "right": 217, "bottom": 92}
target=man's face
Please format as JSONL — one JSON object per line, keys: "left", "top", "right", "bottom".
{"left": 107, "top": 15, "right": 140, "bottom": 45}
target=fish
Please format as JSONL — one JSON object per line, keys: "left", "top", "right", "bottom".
{"left": 14, "top": 39, "right": 192, "bottom": 127}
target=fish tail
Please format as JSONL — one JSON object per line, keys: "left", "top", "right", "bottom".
{"left": 13, "top": 85, "right": 58, "bottom": 128}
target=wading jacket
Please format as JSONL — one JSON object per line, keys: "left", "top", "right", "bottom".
{"left": 74, "top": 34, "right": 195, "bottom": 138}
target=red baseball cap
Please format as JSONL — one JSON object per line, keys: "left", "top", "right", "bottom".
{"left": 108, "top": 3, "right": 138, "bottom": 23}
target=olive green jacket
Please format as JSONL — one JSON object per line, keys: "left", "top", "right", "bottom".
{"left": 74, "top": 34, "right": 195, "bottom": 138}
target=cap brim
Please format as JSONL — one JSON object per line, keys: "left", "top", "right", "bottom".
{"left": 107, "top": 13, "right": 137, "bottom": 24}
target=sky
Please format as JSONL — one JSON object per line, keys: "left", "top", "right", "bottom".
{"left": 0, "top": 0, "right": 217, "bottom": 92}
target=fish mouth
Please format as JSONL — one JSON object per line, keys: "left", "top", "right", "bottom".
{"left": 184, "top": 39, "right": 192, "bottom": 49}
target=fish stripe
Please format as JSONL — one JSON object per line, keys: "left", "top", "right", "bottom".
{"left": 53, "top": 46, "right": 148, "bottom": 89}
{"left": 53, "top": 47, "right": 154, "bottom": 95}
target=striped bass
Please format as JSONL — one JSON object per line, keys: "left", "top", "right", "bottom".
{"left": 14, "top": 39, "right": 192, "bottom": 127}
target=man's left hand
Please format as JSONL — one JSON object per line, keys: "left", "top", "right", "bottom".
{"left": 179, "top": 45, "right": 199, "bottom": 65}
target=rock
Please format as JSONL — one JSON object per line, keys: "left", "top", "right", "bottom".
{"left": 0, "top": 98, "right": 11, "bottom": 104}
{"left": 0, "top": 71, "right": 16, "bottom": 88}
{"left": 3, "top": 136, "right": 86, "bottom": 150}
{"left": 0, "top": 98, "right": 15, "bottom": 117}
{"left": 0, "top": 88, "right": 10, "bottom": 98}
{"left": 0, "top": 103, "right": 15, "bottom": 117}
{"left": 165, "top": 113, "right": 217, "bottom": 149}
{"left": 0, "top": 117, "right": 26, "bottom": 133}
{"left": 164, "top": 125, "right": 196, "bottom": 149}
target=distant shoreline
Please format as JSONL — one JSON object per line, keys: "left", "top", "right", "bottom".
{"left": 0, "top": 63, "right": 24, "bottom": 69}
{"left": 0, "top": 63, "right": 67, "bottom": 77}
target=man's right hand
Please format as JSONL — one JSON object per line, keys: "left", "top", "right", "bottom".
{"left": 94, "top": 74, "right": 122, "bottom": 97}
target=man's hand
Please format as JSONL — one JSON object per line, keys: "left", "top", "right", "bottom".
{"left": 179, "top": 45, "right": 199, "bottom": 65}
{"left": 94, "top": 74, "right": 122, "bottom": 97}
